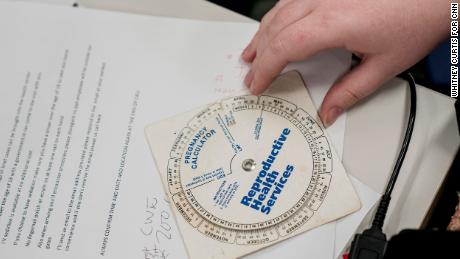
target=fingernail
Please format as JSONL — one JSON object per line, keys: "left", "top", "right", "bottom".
{"left": 244, "top": 70, "right": 253, "bottom": 87}
{"left": 249, "top": 79, "right": 256, "bottom": 94}
{"left": 242, "top": 47, "right": 252, "bottom": 62}
{"left": 324, "top": 107, "right": 343, "bottom": 128}
{"left": 242, "top": 47, "right": 248, "bottom": 57}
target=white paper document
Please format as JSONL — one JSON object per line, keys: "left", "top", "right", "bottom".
{"left": 0, "top": 2, "right": 378, "bottom": 258}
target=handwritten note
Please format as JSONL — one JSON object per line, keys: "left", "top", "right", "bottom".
{"left": 139, "top": 196, "right": 174, "bottom": 259}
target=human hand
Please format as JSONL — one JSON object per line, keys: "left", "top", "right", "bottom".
{"left": 242, "top": 0, "right": 450, "bottom": 126}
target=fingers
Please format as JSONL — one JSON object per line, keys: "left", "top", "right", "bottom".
{"left": 257, "top": 1, "right": 316, "bottom": 57}
{"left": 248, "top": 14, "right": 340, "bottom": 94}
{"left": 319, "top": 56, "right": 391, "bottom": 127}
{"left": 242, "top": 0, "right": 294, "bottom": 63}
{"left": 269, "top": 1, "right": 316, "bottom": 38}
{"left": 242, "top": 31, "right": 260, "bottom": 62}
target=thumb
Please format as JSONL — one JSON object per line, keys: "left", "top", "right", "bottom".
{"left": 320, "top": 57, "right": 390, "bottom": 127}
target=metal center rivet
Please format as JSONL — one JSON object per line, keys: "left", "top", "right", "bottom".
{"left": 242, "top": 159, "right": 256, "bottom": 172}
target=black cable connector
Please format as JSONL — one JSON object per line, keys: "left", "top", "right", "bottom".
{"left": 348, "top": 72, "right": 417, "bottom": 259}
{"left": 348, "top": 226, "right": 387, "bottom": 259}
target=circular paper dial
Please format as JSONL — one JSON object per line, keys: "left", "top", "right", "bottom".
{"left": 167, "top": 95, "right": 333, "bottom": 245}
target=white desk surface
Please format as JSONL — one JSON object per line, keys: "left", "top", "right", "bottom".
{"left": 78, "top": 0, "right": 460, "bottom": 236}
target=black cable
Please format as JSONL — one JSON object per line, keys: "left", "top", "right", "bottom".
{"left": 371, "top": 72, "right": 417, "bottom": 230}
{"left": 348, "top": 72, "right": 417, "bottom": 259}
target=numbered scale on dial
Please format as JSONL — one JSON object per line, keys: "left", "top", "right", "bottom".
{"left": 166, "top": 94, "right": 333, "bottom": 245}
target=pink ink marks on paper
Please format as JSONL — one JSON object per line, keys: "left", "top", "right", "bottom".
{"left": 214, "top": 74, "right": 224, "bottom": 83}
